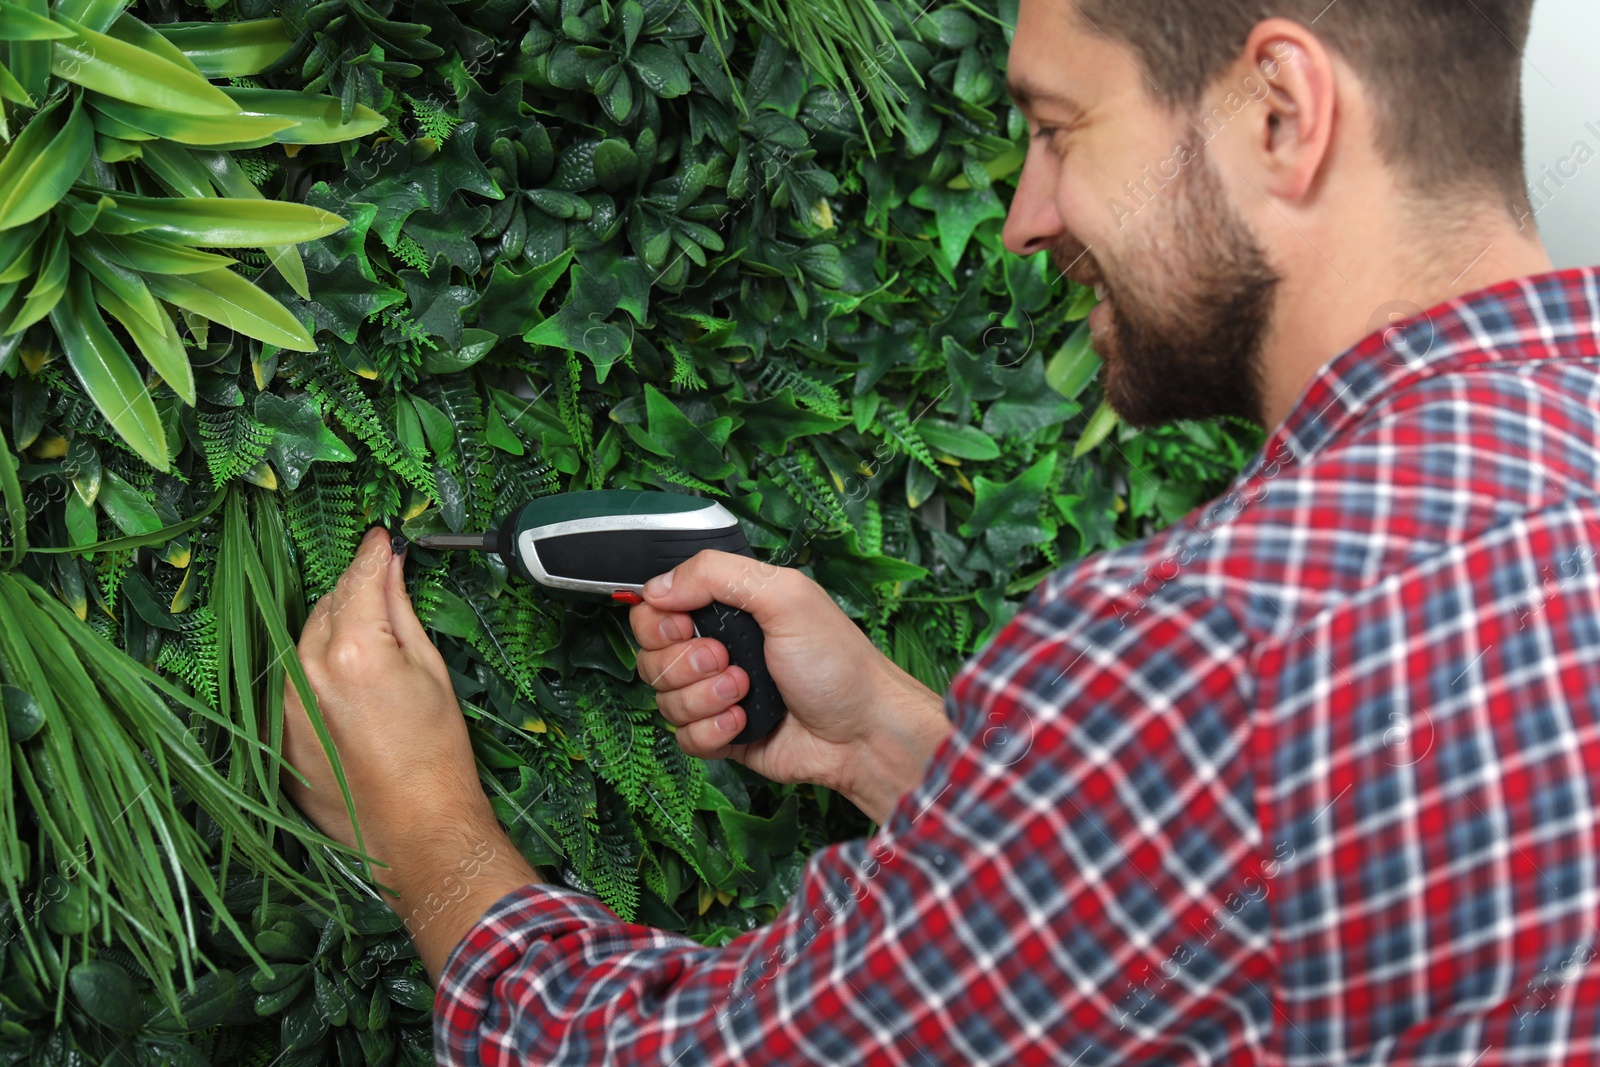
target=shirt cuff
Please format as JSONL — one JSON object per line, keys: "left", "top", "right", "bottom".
{"left": 435, "top": 881, "right": 620, "bottom": 1016}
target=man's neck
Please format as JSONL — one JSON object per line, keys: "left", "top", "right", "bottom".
{"left": 1257, "top": 209, "right": 1556, "bottom": 434}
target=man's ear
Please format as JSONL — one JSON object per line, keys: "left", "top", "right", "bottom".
{"left": 1234, "top": 19, "right": 1338, "bottom": 202}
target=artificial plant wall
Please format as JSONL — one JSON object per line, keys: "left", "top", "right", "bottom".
{"left": 0, "top": 0, "right": 1265, "bottom": 1062}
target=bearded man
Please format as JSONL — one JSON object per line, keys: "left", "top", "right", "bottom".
{"left": 284, "top": 1, "right": 1600, "bottom": 1061}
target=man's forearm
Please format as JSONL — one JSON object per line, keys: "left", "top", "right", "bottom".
{"left": 842, "top": 674, "right": 953, "bottom": 825}
{"left": 375, "top": 812, "right": 541, "bottom": 981}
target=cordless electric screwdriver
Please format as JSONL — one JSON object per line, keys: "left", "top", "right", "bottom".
{"left": 411, "top": 490, "right": 787, "bottom": 745}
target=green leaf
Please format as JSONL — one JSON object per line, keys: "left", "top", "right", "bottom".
{"left": 97, "top": 470, "right": 162, "bottom": 535}
{"left": 82, "top": 230, "right": 237, "bottom": 275}
{"left": 628, "top": 43, "right": 689, "bottom": 97}
{"left": 145, "top": 268, "right": 314, "bottom": 351}
{"left": 521, "top": 264, "right": 631, "bottom": 378}
{"left": 908, "top": 183, "right": 1007, "bottom": 268}
{"left": 982, "top": 353, "right": 1079, "bottom": 438}
{"left": 254, "top": 392, "right": 355, "bottom": 490}
{"left": 731, "top": 389, "right": 849, "bottom": 453}
{"left": 1, "top": 683, "right": 43, "bottom": 740}
{"left": 421, "top": 327, "right": 496, "bottom": 375}
{"left": 1045, "top": 320, "right": 1100, "bottom": 401}
{"left": 49, "top": 272, "right": 168, "bottom": 470}
{"left": 1072, "top": 398, "right": 1121, "bottom": 459}
{"left": 0, "top": 95, "right": 91, "bottom": 228}
{"left": 91, "top": 277, "right": 195, "bottom": 405}
{"left": 89, "top": 94, "right": 298, "bottom": 146}
{"left": 0, "top": 3, "right": 70, "bottom": 41}
{"left": 640, "top": 383, "right": 733, "bottom": 479}
{"left": 98, "top": 194, "right": 347, "bottom": 247}
{"left": 916, "top": 419, "right": 1000, "bottom": 461}
{"left": 220, "top": 87, "right": 387, "bottom": 144}
{"left": 959, "top": 453, "right": 1060, "bottom": 560}
{"left": 52, "top": 14, "right": 239, "bottom": 114}
{"left": 468, "top": 248, "right": 572, "bottom": 341}
{"left": 156, "top": 18, "right": 294, "bottom": 78}
{"left": 68, "top": 959, "right": 144, "bottom": 1032}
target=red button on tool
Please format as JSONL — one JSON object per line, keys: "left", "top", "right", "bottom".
{"left": 611, "top": 590, "right": 644, "bottom": 604}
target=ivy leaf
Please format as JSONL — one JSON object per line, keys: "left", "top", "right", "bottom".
{"left": 982, "top": 353, "right": 1080, "bottom": 439}
{"left": 402, "top": 204, "right": 489, "bottom": 273}
{"left": 908, "top": 183, "right": 1006, "bottom": 268}
{"left": 300, "top": 257, "right": 406, "bottom": 343}
{"left": 468, "top": 248, "right": 573, "bottom": 342}
{"left": 400, "top": 258, "right": 476, "bottom": 347}
{"left": 300, "top": 184, "right": 377, "bottom": 279}
{"left": 521, "top": 265, "right": 632, "bottom": 380}
{"left": 254, "top": 392, "right": 356, "bottom": 491}
{"left": 633, "top": 383, "right": 733, "bottom": 479}
{"left": 411, "top": 122, "right": 502, "bottom": 210}
{"left": 731, "top": 388, "right": 849, "bottom": 453}
{"left": 959, "top": 453, "right": 1059, "bottom": 560}
{"left": 358, "top": 175, "right": 430, "bottom": 248}
{"left": 940, "top": 335, "right": 1006, "bottom": 416}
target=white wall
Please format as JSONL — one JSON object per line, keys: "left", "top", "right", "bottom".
{"left": 1522, "top": 0, "right": 1600, "bottom": 268}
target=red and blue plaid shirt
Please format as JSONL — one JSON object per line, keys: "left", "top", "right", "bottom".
{"left": 437, "top": 268, "right": 1600, "bottom": 1064}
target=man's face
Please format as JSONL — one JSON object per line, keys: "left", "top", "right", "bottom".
{"left": 1001, "top": 0, "right": 1280, "bottom": 429}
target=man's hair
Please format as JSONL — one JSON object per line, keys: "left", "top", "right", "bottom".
{"left": 1076, "top": 0, "right": 1535, "bottom": 210}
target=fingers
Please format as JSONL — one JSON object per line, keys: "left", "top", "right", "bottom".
{"left": 628, "top": 601, "right": 694, "bottom": 652}
{"left": 652, "top": 663, "right": 746, "bottom": 728}
{"left": 326, "top": 527, "right": 396, "bottom": 645}
{"left": 672, "top": 703, "right": 747, "bottom": 759}
{"left": 640, "top": 549, "right": 786, "bottom": 618}
{"left": 635, "top": 634, "right": 725, "bottom": 690}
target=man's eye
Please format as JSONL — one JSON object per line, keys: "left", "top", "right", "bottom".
{"left": 1031, "top": 126, "right": 1066, "bottom": 150}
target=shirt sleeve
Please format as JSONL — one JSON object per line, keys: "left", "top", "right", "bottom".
{"left": 434, "top": 568, "right": 1271, "bottom": 1066}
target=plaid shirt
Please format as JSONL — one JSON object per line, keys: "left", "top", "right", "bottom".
{"left": 437, "top": 268, "right": 1600, "bottom": 1065}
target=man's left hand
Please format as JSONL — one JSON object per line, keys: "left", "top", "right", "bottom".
{"left": 282, "top": 526, "right": 539, "bottom": 979}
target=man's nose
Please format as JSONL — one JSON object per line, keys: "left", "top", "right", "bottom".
{"left": 1001, "top": 149, "right": 1064, "bottom": 257}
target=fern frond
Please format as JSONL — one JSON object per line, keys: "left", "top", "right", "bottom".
{"left": 667, "top": 342, "right": 708, "bottom": 391}
{"left": 639, "top": 456, "right": 727, "bottom": 496}
{"left": 284, "top": 466, "right": 363, "bottom": 600}
{"left": 389, "top": 235, "right": 432, "bottom": 272}
{"left": 282, "top": 350, "right": 436, "bottom": 496}
{"left": 155, "top": 605, "right": 220, "bottom": 707}
{"left": 773, "top": 451, "right": 850, "bottom": 535}
{"left": 407, "top": 93, "right": 463, "bottom": 143}
{"left": 877, "top": 404, "right": 940, "bottom": 475}
{"left": 754, "top": 361, "right": 844, "bottom": 417}
{"left": 196, "top": 408, "right": 272, "bottom": 486}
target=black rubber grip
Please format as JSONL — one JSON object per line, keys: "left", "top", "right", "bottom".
{"left": 689, "top": 600, "right": 786, "bottom": 744}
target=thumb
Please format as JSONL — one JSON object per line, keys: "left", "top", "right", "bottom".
{"left": 641, "top": 549, "right": 784, "bottom": 617}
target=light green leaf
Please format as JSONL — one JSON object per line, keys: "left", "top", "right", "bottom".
{"left": 97, "top": 194, "right": 346, "bottom": 247}
{"left": 48, "top": 272, "right": 167, "bottom": 470}
{"left": 51, "top": 14, "right": 239, "bottom": 114}
{"left": 0, "top": 94, "right": 91, "bottom": 228}
{"left": 91, "top": 276, "right": 193, "bottom": 404}
{"left": 0, "top": 2, "right": 70, "bottom": 40}
{"left": 155, "top": 18, "right": 293, "bottom": 78}
{"left": 1045, "top": 320, "right": 1100, "bottom": 401}
{"left": 145, "top": 268, "right": 313, "bottom": 351}
{"left": 88, "top": 95, "right": 296, "bottom": 146}
{"left": 1072, "top": 398, "right": 1121, "bottom": 459}
{"left": 220, "top": 87, "right": 386, "bottom": 144}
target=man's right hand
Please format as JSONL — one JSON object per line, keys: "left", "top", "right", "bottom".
{"left": 629, "top": 550, "right": 953, "bottom": 825}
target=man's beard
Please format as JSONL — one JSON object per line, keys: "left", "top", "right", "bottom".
{"left": 1052, "top": 141, "right": 1280, "bottom": 430}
